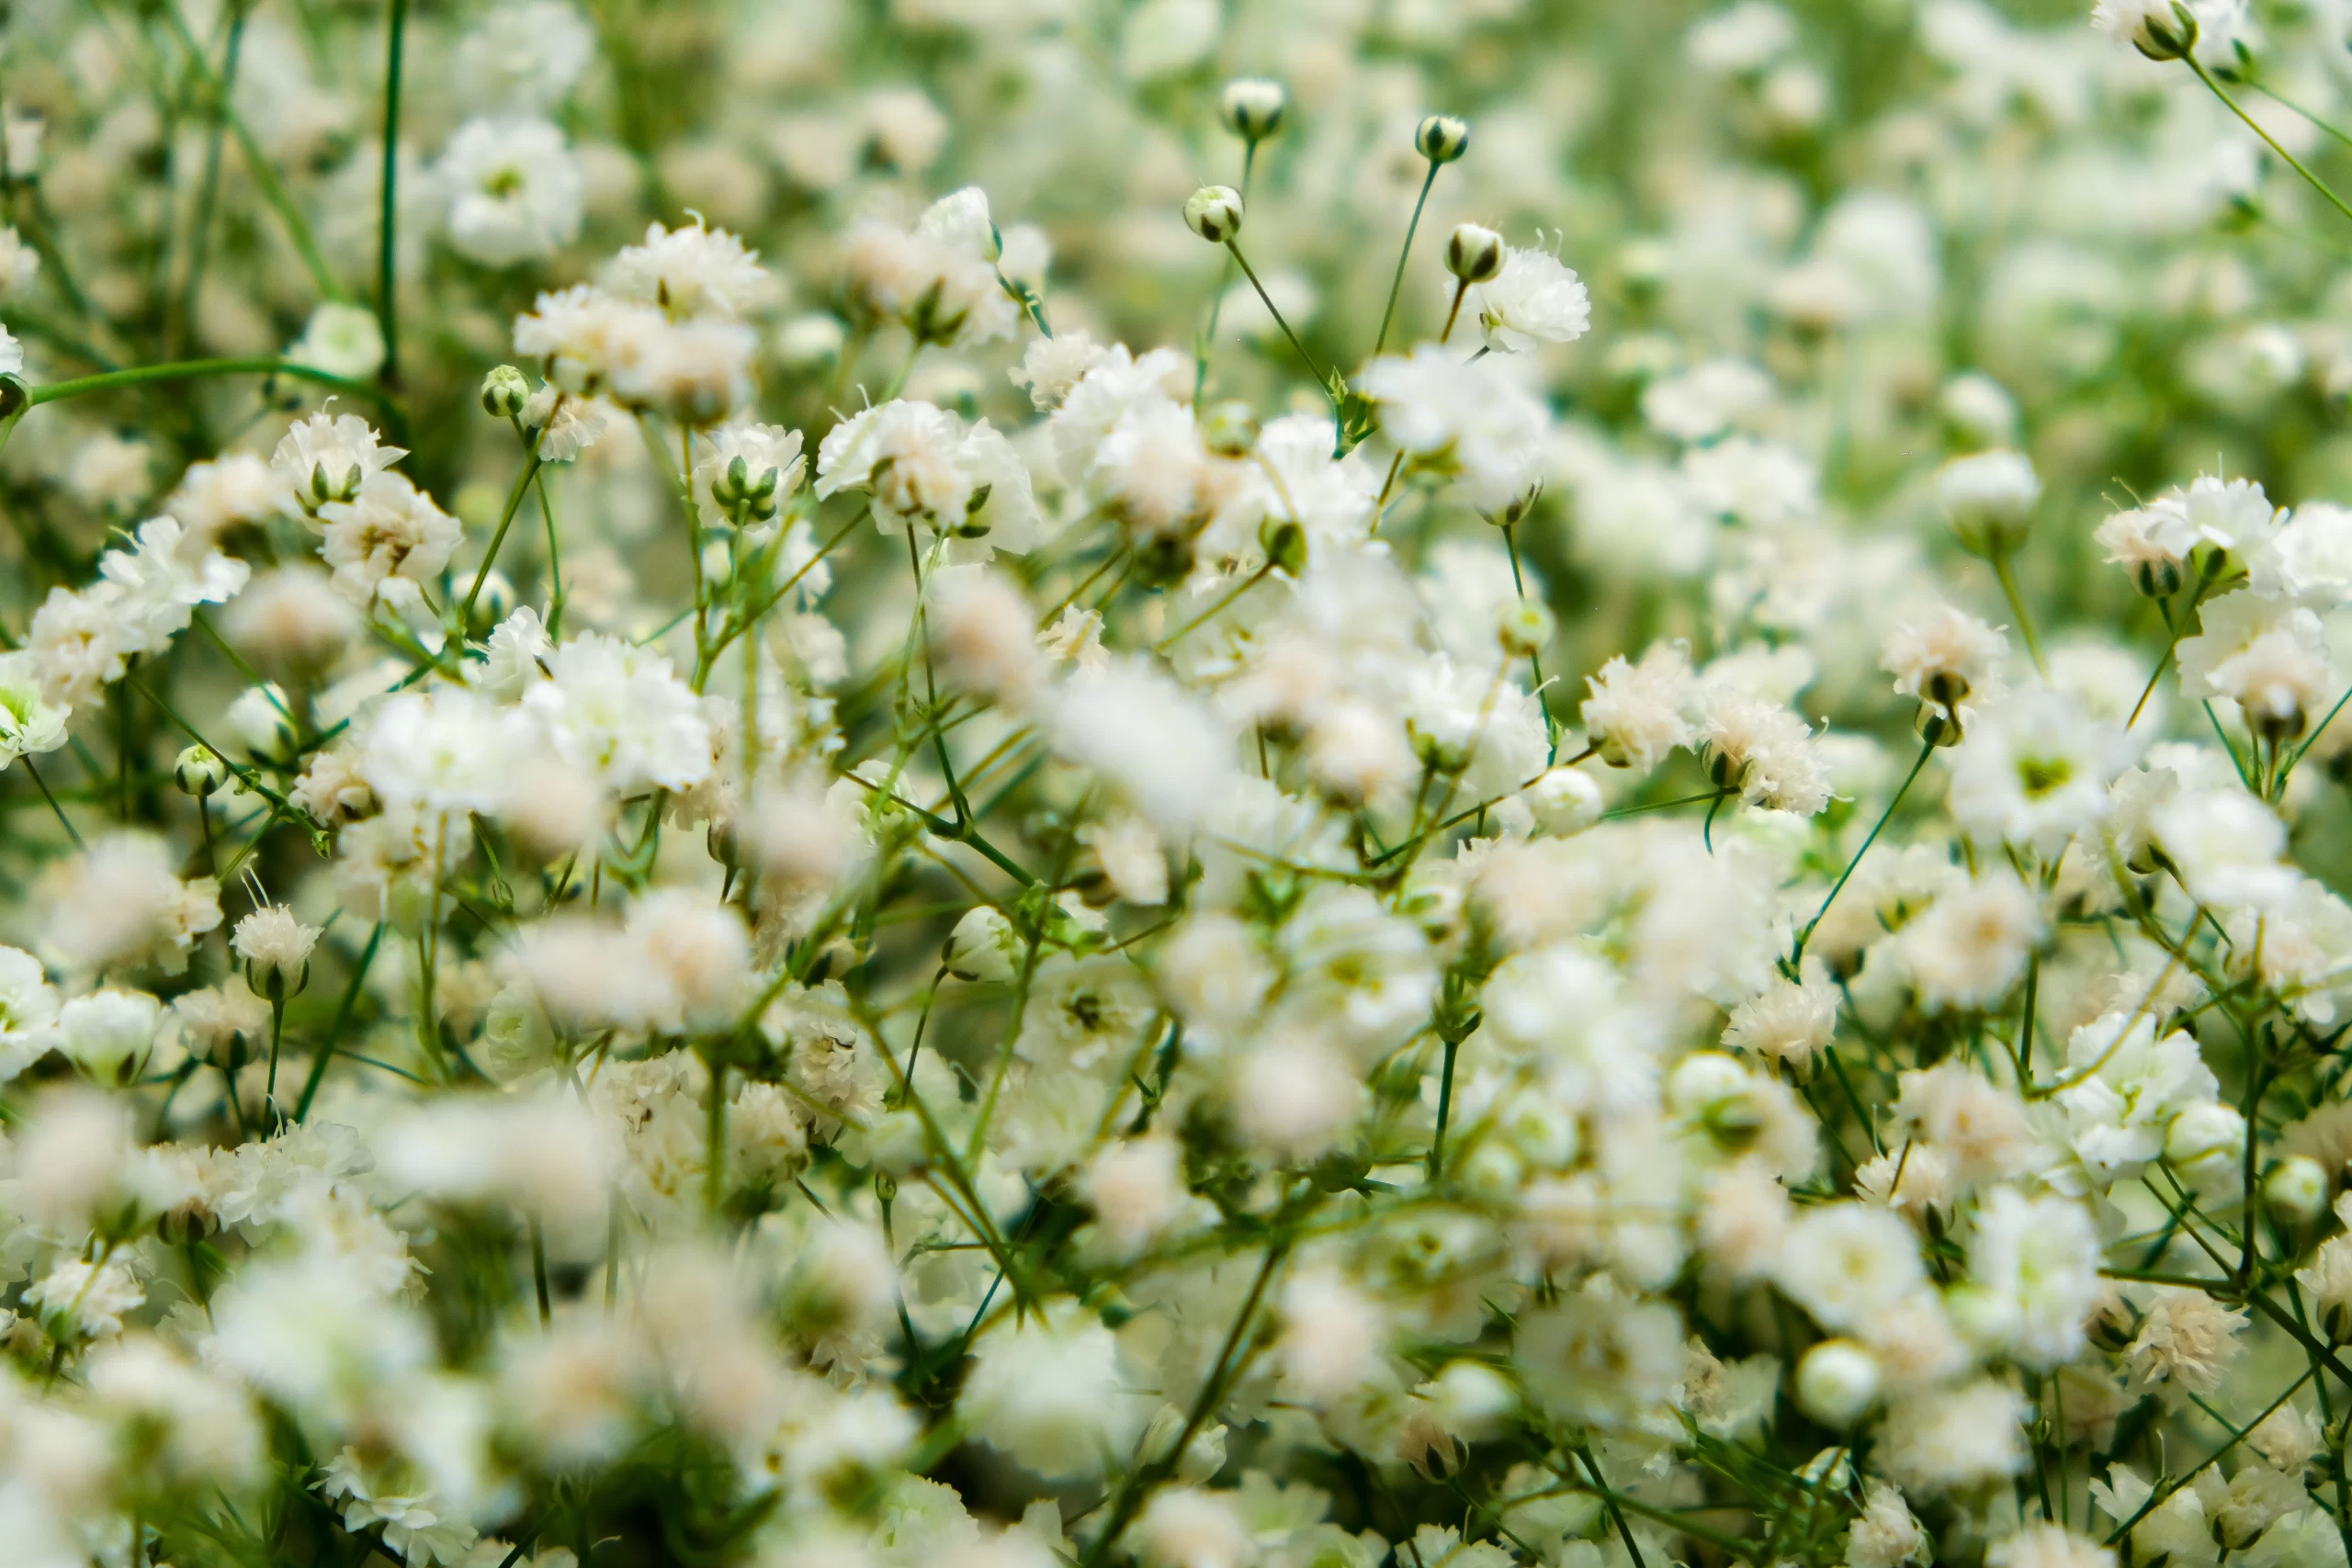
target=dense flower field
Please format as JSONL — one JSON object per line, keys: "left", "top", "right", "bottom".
{"left": 4, "top": 1, "right": 2352, "bottom": 1564}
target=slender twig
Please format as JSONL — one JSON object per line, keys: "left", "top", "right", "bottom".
{"left": 1374, "top": 162, "right": 1440, "bottom": 356}
{"left": 377, "top": 0, "right": 410, "bottom": 381}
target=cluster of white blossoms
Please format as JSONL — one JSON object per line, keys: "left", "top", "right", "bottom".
{"left": 8, "top": 1, "right": 2352, "bottom": 1567}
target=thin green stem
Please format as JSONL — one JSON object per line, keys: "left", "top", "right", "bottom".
{"left": 378, "top": 0, "right": 410, "bottom": 381}
{"left": 1990, "top": 550, "right": 2049, "bottom": 680}
{"left": 28, "top": 357, "right": 401, "bottom": 419}
{"left": 21, "top": 757, "right": 85, "bottom": 851}
{"left": 159, "top": 2, "right": 346, "bottom": 302}
{"left": 1792, "top": 738, "right": 1937, "bottom": 969}
{"left": 462, "top": 454, "right": 545, "bottom": 622}
{"left": 295, "top": 922, "right": 384, "bottom": 1122}
{"left": 1427, "top": 1036, "right": 1461, "bottom": 1180}
{"left": 2190, "top": 57, "right": 2352, "bottom": 230}
{"left": 1223, "top": 240, "right": 1333, "bottom": 397}
{"left": 1374, "top": 161, "right": 1440, "bottom": 356}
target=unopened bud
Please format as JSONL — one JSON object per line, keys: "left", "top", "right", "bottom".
{"left": 2124, "top": 0, "right": 2197, "bottom": 60}
{"left": 1218, "top": 78, "right": 1287, "bottom": 142}
{"left": 2267, "top": 1156, "right": 2331, "bottom": 1226}
{"left": 174, "top": 744, "right": 230, "bottom": 797}
{"left": 1261, "top": 517, "right": 1308, "bottom": 578}
{"left": 1445, "top": 223, "right": 1505, "bottom": 285}
{"left": 1202, "top": 401, "right": 1259, "bottom": 457}
{"left": 943, "top": 905, "right": 1021, "bottom": 984}
{"left": 1496, "top": 598, "right": 1553, "bottom": 659}
{"left": 1794, "top": 1340, "right": 1881, "bottom": 1428}
{"left": 0, "top": 373, "right": 27, "bottom": 421}
{"left": 1184, "top": 186, "right": 1245, "bottom": 244}
{"left": 481, "top": 365, "right": 531, "bottom": 418}
{"left": 1415, "top": 114, "right": 1471, "bottom": 164}
{"left": 1484, "top": 482, "right": 1543, "bottom": 529}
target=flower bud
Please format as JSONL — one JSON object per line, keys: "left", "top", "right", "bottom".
{"left": 1184, "top": 186, "right": 1245, "bottom": 244}
{"left": 1260, "top": 517, "right": 1308, "bottom": 578}
{"left": 174, "top": 743, "right": 230, "bottom": 798}
{"left": 1496, "top": 598, "right": 1553, "bottom": 660}
{"left": 1201, "top": 401, "right": 1260, "bottom": 457}
{"left": 0, "top": 373, "right": 27, "bottom": 420}
{"left": 1483, "top": 482, "right": 1543, "bottom": 529}
{"left": 1415, "top": 114, "right": 1471, "bottom": 164}
{"left": 2120, "top": 0, "right": 2197, "bottom": 60}
{"left": 468, "top": 570, "right": 516, "bottom": 635}
{"left": 1936, "top": 448, "right": 2041, "bottom": 558}
{"left": 2266, "top": 1156, "right": 2331, "bottom": 1226}
{"left": 1794, "top": 1339, "right": 1881, "bottom": 1428}
{"left": 1218, "top": 77, "right": 1287, "bottom": 142}
{"left": 481, "top": 364, "right": 531, "bottom": 419}
{"left": 943, "top": 905, "right": 1022, "bottom": 984}
{"left": 1522, "top": 768, "right": 1603, "bottom": 837}
{"left": 1444, "top": 223, "right": 1505, "bottom": 285}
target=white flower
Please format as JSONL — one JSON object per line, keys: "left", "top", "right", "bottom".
{"left": 2142, "top": 473, "right": 2281, "bottom": 561}
{"left": 2175, "top": 589, "right": 2331, "bottom": 740}
{"left": 1963, "top": 1187, "right": 2102, "bottom": 1368}
{"left": 0, "top": 227, "right": 39, "bottom": 297}
{"left": 604, "top": 217, "right": 775, "bottom": 319}
{"left": 456, "top": 0, "right": 596, "bottom": 111}
{"left": 691, "top": 422, "right": 806, "bottom": 527}
{"left": 1358, "top": 344, "right": 1550, "bottom": 513}
{"left": 437, "top": 116, "right": 583, "bottom": 266}
{"left": 1775, "top": 1202, "right": 1924, "bottom": 1331}
{"left": 97, "top": 516, "right": 252, "bottom": 655}
{"left": 961, "top": 1298, "right": 1145, "bottom": 1481}
{"left": 1641, "top": 358, "right": 1774, "bottom": 442}
{"left": 1883, "top": 604, "right": 2006, "bottom": 726}
{"left": 0, "top": 649, "right": 71, "bottom": 766}
{"left": 1475, "top": 244, "right": 1591, "bottom": 353}
{"left": 844, "top": 185, "right": 1019, "bottom": 349}
{"left": 232, "top": 906, "right": 322, "bottom": 988}
{"left": 2052, "top": 1009, "right": 2220, "bottom": 1189}
{"left": 1691, "top": 684, "right": 1832, "bottom": 815}
{"left": 0, "top": 321, "right": 20, "bottom": 378}
{"left": 272, "top": 411, "right": 406, "bottom": 514}
{"left": 1945, "top": 686, "right": 2135, "bottom": 857}
{"left": 316, "top": 472, "right": 463, "bottom": 613}
{"left": 2124, "top": 1286, "right": 2245, "bottom": 1395}
{"left": 58, "top": 987, "right": 162, "bottom": 1084}
{"left": 0, "top": 944, "right": 60, "bottom": 1080}
{"left": 1937, "top": 448, "right": 2040, "bottom": 555}
{"left": 1893, "top": 869, "right": 2042, "bottom": 1013}
{"left": 605, "top": 315, "right": 759, "bottom": 424}
{"left": 2149, "top": 787, "right": 2299, "bottom": 911}
{"left": 523, "top": 632, "right": 714, "bottom": 795}
{"left": 288, "top": 302, "right": 388, "bottom": 380}
{"left": 1049, "top": 660, "right": 1234, "bottom": 830}
{"left": 816, "top": 400, "right": 1042, "bottom": 559}
{"left": 1580, "top": 643, "right": 1697, "bottom": 771}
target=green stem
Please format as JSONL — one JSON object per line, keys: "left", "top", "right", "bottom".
{"left": 1792, "top": 737, "right": 1937, "bottom": 969}
{"left": 2190, "top": 57, "right": 2352, "bottom": 230}
{"left": 1428, "top": 1036, "right": 1461, "bottom": 1180}
{"left": 295, "top": 922, "right": 384, "bottom": 1122}
{"left": 175, "top": 0, "right": 249, "bottom": 360}
{"left": 28, "top": 357, "right": 401, "bottom": 419}
{"left": 1223, "top": 240, "right": 1334, "bottom": 398}
{"left": 20, "top": 756, "right": 84, "bottom": 851}
{"left": 1990, "top": 550, "right": 2048, "bottom": 680}
{"left": 462, "top": 453, "right": 544, "bottom": 622}
{"left": 159, "top": 2, "right": 346, "bottom": 302}
{"left": 1374, "top": 161, "right": 1440, "bottom": 356}
{"left": 378, "top": 0, "right": 410, "bottom": 381}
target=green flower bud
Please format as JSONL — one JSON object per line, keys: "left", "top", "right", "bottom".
{"left": 1218, "top": 77, "right": 1287, "bottom": 142}
{"left": 1415, "top": 114, "right": 1471, "bottom": 164}
{"left": 1184, "top": 185, "right": 1245, "bottom": 244}
{"left": 174, "top": 744, "right": 230, "bottom": 797}
{"left": 481, "top": 364, "right": 531, "bottom": 419}
{"left": 1444, "top": 222, "right": 1504, "bottom": 284}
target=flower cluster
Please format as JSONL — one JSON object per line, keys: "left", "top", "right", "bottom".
{"left": 2, "top": 3, "right": 2352, "bottom": 1567}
